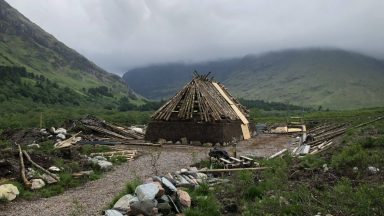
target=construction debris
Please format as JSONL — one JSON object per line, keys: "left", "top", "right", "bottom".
{"left": 90, "top": 150, "right": 138, "bottom": 161}
{"left": 54, "top": 131, "right": 82, "bottom": 149}
{"left": 269, "top": 148, "right": 288, "bottom": 159}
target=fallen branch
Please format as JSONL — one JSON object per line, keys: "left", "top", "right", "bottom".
{"left": 22, "top": 150, "right": 60, "bottom": 181}
{"left": 16, "top": 143, "right": 31, "bottom": 188}
{"left": 198, "top": 167, "right": 268, "bottom": 173}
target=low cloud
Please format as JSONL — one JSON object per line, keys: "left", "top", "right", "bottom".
{"left": 8, "top": 0, "right": 384, "bottom": 74}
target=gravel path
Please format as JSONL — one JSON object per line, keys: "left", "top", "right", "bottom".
{"left": 0, "top": 134, "right": 290, "bottom": 216}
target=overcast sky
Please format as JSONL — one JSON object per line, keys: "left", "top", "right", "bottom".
{"left": 7, "top": 0, "right": 384, "bottom": 75}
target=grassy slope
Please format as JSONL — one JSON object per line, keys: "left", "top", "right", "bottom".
{"left": 0, "top": 0, "right": 132, "bottom": 96}
{"left": 123, "top": 49, "right": 384, "bottom": 109}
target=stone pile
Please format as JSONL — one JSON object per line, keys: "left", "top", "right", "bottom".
{"left": 105, "top": 167, "right": 217, "bottom": 216}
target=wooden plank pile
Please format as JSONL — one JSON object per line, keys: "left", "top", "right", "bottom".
{"left": 214, "top": 155, "right": 257, "bottom": 169}
{"left": 90, "top": 150, "right": 138, "bottom": 161}
{"left": 77, "top": 115, "right": 144, "bottom": 141}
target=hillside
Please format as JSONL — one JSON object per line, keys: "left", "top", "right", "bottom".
{"left": 0, "top": 0, "right": 135, "bottom": 98}
{"left": 123, "top": 49, "right": 384, "bottom": 109}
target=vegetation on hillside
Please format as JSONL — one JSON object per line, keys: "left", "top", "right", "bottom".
{"left": 123, "top": 49, "right": 384, "bottom": 109}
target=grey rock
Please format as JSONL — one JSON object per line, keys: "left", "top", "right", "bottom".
{"left": 98, "top": 160, "right": 113, "bottom": 171}
{"left": 113, "top": 194, "right": 135, "bottom": 213}
{"left": 353, "top": 167, "right": 359, "bottom": 172}
{"left": 26, "top": 168, "right": 37, "bottom": 179}
{"left": 189, "top": 167, "right": 198, "bottom": 173}
{"left": 56, "top": 133, "right": 66, "bottom": 140}
{"left": 48, "top": 166, "right": 61, "bottom": 172}
{"left": 175, "top": 141, "right": 181, "bottom": 145}
{"left": 157, "top": 202, "right": 171, "bottom": 214}
{"left": 104, "top": 209, "right": 123, "bottom": 216}
{"left": 130, "top": 199, "right": 158, "bottom": 216}
{"left": 55, "top": 128, "right": 67, "bottom": 135}
{"left": 135, "top": 183, "right": 159, "bottom": 201}
{"left": 368, "top": 166, "right": 380, "bottom": 174}
{"left": 40, "top": 174, "right": 58, "bottom": 184}
{"left": 161, "top": 177, "right": 177, "bottom": 193}
{"left": 94, "top": 156, "right": 107, "bottom": 161}
{"left": 31, "top": 179, "right": 45, "bottom": 190}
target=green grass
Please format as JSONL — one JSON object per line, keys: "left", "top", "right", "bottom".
{"left": 107, "top": 178, "right": 141, "bottom": 209}
{"left": 189, "top": 115, "right": 384, "bottom": 215}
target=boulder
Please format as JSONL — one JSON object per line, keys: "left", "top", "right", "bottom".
{"left": 98, "top": 160, "right": 113, "bottom": 171}
{"left": 104, "top": 209, "right": 123, "bottom": 216}
{"left": 135, "top": 183, "right": 160, "bottom": 201}
{"left": 177, "top": 189, "right": 191, "bottom": 208}
{"left": 113, "top": 194, "right": 135, "bottom": 213}
{"left": 130, "top": 199, "right": 158, "bottom": 216}
{"left": 31, "top": 179, "right": 45, "bottom": 190}
{"left": 0, "top": 184, "right": 19, "bottom": 201}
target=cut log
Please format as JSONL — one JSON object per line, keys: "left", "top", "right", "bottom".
{"left": 16, "top": 143, "right": 31, "bottom": 188}
{"left": 198, "top": 167, "right": 268, "bottom": 173}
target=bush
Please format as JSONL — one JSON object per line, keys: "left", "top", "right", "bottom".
{"left": 331, "top": 144, "right": 368, "bottom": 168}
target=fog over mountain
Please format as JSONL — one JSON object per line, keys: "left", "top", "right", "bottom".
{"left": 7, "top": 0, "right": 384, "bottom": 74}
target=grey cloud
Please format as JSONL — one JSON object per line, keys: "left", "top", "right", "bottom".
{"left": 7, "top": 0, "right": 384, "bottom": 75}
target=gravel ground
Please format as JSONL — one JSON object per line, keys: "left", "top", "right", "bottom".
{"left": 0, "top": 134, "right": 290, "bottom": 216}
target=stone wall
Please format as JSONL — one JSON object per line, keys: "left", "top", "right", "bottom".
{"left": 145, "top": 120, "right": 244, "bottom": 144}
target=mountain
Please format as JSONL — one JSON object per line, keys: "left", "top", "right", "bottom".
{"left": 0, "top": 0, "right": 135, "bottom": 100}
{"left": 123, "top": 48, "right": 384, "bottom": 109}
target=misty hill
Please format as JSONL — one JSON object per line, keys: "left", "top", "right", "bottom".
{"left": 123, "top": 49, "right": 384, "bottom": 109}
{"left": 0, "top": 0, "right": 136, "bottom": 102}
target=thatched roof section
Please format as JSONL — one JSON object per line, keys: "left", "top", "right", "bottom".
{"left": 151, "top": 73, "right": 249, "bottom": 122}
